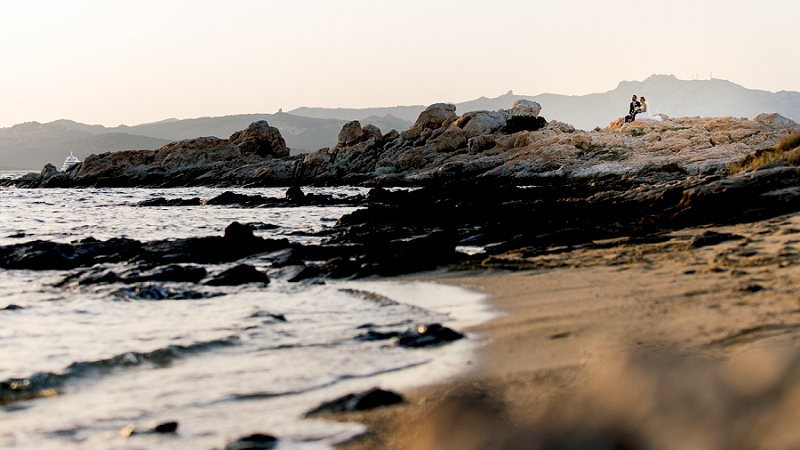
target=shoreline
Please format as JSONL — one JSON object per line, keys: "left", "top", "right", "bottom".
{"left": 331, "top": 212, "right": 800, "bottom": 450}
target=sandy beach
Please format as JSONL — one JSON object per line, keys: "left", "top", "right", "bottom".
{"left": 330, "top": 211, "right": 800, "bottom": 450}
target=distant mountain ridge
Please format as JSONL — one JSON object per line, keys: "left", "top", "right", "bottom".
{"left": 2, "top": 113, "right": 408, "bottom": 170}
{"left": 2, "top": 75, "right": 797, "bottom": 170}
{"left": 289, "top": 75, "right": 800, "bottom": 131}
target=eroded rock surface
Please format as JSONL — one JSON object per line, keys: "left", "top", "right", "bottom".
{"left": 4, "top": 104, "right": 798, "bottom": 189}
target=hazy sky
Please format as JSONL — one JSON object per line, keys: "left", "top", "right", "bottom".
{"left": 1, "top": 0, "right": 798, "bottom": 128}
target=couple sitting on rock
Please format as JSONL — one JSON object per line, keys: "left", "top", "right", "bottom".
{"left": 624, "top": 95, "right": 662, "bottom": 123}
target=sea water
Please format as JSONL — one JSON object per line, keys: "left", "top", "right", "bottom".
{"left": 0, "top": 182, "right": 493, "bottom": 449}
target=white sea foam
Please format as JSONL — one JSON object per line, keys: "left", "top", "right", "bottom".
{"left": 0, "top": 186, "right": 494, "bottom": 449}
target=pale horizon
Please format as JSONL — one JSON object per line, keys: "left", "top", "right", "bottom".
{"left": 2, "top": 0, "right": 798, "bottom": 129}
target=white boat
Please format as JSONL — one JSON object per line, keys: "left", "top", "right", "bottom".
{"left": 61, "top": 152, "right": 80, "bottom": 172}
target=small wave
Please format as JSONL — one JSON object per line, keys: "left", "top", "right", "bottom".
{"left": 228, "top": 360, "right": 428, "bottom": 401}
{"left": 0, "top": 336, "right": 239, "bottom": 405}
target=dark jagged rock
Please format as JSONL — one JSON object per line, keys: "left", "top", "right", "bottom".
{"left": 246, "top": 222, "right": 280, "bottom": 230}
{"left": 287, "top": 264, "right": 322, "bottom": 283}
{"left": 355, "top": 330, "right": 400, "bottom": 341}
{"left": 285, "top": 185, "right": 305, "bottom": 202}
{"left": 141, "top": 224, "right": 291, "bottom": 265}
{"left": 224, "top": 222, "right": 256, "bottom": 241}
{"left": 205, "top": 264, "right": 270, "bottom": 286}
{"left": 0, "top": 237, "right": 143, "bottom": 271}
{"left": 152, "top": 421, "right": 178, "bottom": 433}
{"left": 224, "top": 433, "right": 278, "bottom": 450}
{"left": 205, "top": 191, "right": 274, "bottom": 207}
{"left": 0, "top": 223, "right": 293, "bottom": 271}
{"left": 304, "top": 388, "right": 403, "bottom": 417}
{"left": 396, "top": 323, "right": 465, "bottom": 348}
{"left": 2, "top": 304, "right": 24, "bottom": 311}
{"left": 356, "top": 323, "right": 464, "bottom": 348}
{"left": 57, "top": 264, "right": 206, "bottom": 287}
{"left": 249, "top": 311, "right": 286, "bottom": 322}
{"left": 137, "top": 197, "right": 202, "bottom": 206}
{"left": 120, "top": 264, "right": 207, "bottom": 284}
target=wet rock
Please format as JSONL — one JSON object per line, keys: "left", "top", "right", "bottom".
{"left": 286, "top": 264, "right": 322, "bottom": 283}
{"left": 359, "top": 230, "right": 460, "bottom": 277}
{"left": 396, "top": 323, "right": 464, "bottom": 348}
{"left": 249, "top": 311, "right": 286, "bottom": 322}
{"left": 72, "top": 267, "right": 120, "bottom": 285}
{"left": 0, "top": 237, "right": 143, "bottom": 271}
{"left": 224, "top": 433, "right": 278, "bottom": 450}
{"left": 319, "top": 256, "right": 362, "bottom": 279}
{"left": 40, "top": 163, "right": 59, "bottom": 180}
{"left": 355, "top": 330, "right": 400, "bottom": 341}
{"left": 58, "top": 263, "right": 208, "bottom": 287}
{"left": 204, "top": 192, "right": 274, "bottom": 207}
{"left": 152, "top": 421, "right": 178, "bottom": 433}
{"left": 2, "top": 304, "right": 24, "bottom": 311}
{"left": 114, "top": 284, "right": 220, "bottom": 301}
{"left": 304, "top": 388, "right": 403, "bottom": 417}
{"left": 245, "top": 222, "right": 280, "bottom": 230}
{"left": 40, "top": 172, "right": 73, "bottom": 188}
{"left": 120, "top": 264, "right": 207, "bottom": 284}
{"left": 205, "top": 264, "right": 270, "bottom": 286}
{"left": 8, "top": 232, "right": 26, "bottom": 239}
{"left": 137, "top": 197, "right": 202, "bottom": 207}
{"left": 285, "top": 185, "right": 305, "bottom": 202}
{"left": 224, "top": 222, "right": 257, "bottom": 241}
{"left": 363, "top": 323, "right": 465, "bottom": 348}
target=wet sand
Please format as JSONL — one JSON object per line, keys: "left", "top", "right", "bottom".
{"left": 330, "top": 212, "right": 800, "bottom": 450}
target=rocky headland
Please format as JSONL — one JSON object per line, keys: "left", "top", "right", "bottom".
{"left": 4, "top": 100, "right": 800, "bottom": 281}
{"left": 4, "top": 99, "right": 797, "bottom": 189}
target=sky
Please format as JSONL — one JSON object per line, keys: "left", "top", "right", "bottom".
{"left": 1, "top": 0, "right": 798, "bottom": 128}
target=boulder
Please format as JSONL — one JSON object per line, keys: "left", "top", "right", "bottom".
{"left": 229, "top": 121, "right": 288, "bottom": 158}
{"left": 753, "top": 113, "right": 798, "bottom": 129}
{"left": 410, "top": 103, "right": 457, "bottom": 133}
{"left": 285, "top": 186, "right": 305, "bottom": 202}
{"left": 41, "top": 172, "right": 73, "bottom": 188}
{"left": 361, "top": 124, "right": 383, "bottom": 143}
{"left": 304, "top": 388, "right": 403, "bottom": 416}
{"left": 459, "top": 111, "right": 508, "bottom": 138}
{"left": 468, "top": 135, "right": 497, "bottom": 153}
{"left": 40, "top": 163, "right": 58, "bottom": 180}
{"left": 337, "top": 121, "right": 363, "bottom": 147}
{"left": 507, "top": 99, "right": 542, "bottom": 117}
{"left": 431, "top": 127, "right": 468, "bottom": 152}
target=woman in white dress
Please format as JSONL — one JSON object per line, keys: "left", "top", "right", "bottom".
{"left": 636, "top": 97, "right": 663, "bottom": 122}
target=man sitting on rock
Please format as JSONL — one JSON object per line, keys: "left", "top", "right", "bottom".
{"left": 624, "top": 95, "right": 642, "bottom": 123}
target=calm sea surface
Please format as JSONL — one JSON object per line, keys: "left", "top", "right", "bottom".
{"left": 0, "top": 179, "right": 492, "bottom": 449}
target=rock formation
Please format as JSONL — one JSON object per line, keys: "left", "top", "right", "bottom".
{"left": 3, "top": 102, "right": 799, "bottom": 189}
